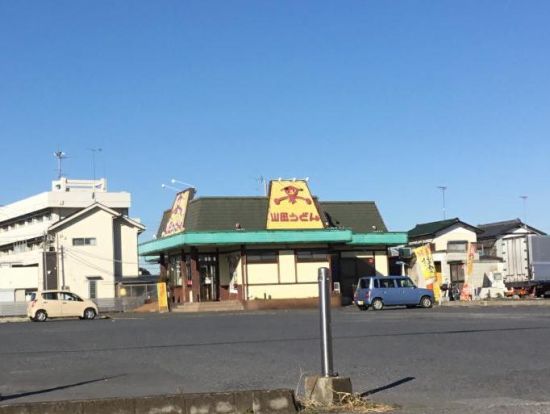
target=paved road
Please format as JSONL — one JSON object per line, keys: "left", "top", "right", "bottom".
{"left": 1, "top": 306, "right": 550, "bottom": 413}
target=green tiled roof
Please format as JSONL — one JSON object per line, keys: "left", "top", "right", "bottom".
{"left": 156, "top": 197, "right": 388, "bottom": 234}
{"left": 408, "top": 218, "right": 481, "bottom": 239}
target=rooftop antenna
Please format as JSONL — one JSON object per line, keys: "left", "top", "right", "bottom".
{"left": 54, "top": 150, "right": 68, "bottom": 179}
{"left": 437, "top": 186, "right": 447, "bottom": 220}
{"left": 88, "top": 148, "right": 102, "bottom": 182}
{"left": 519, "top": 195, "right": 528, "bottom": 222}
{"left": 256, "top": 176, "right": 268, "bottom": 196}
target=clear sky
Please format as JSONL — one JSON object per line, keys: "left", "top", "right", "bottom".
{"left": 1, "top": 1, "right": 549, "bottom": 241}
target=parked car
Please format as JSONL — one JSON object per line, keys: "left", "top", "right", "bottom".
{"left": 354, "top": 276, "right": 434, "bottom": 311}
{"left": 27, "top": 290, "right": 98, "bottom": 322}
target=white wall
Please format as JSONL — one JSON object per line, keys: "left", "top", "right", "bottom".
{"left": 433, "top": 224, "right": 477, "bottom": 251}
{"left": 55, "top": 209, "right": 116, "bottom": 299}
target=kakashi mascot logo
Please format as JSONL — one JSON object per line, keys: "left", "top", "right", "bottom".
{"left": 274, "top": 185, "right": 313, "bottom": 205}
{"left": 266, "top": 180, "right": 323, "bottom": 230}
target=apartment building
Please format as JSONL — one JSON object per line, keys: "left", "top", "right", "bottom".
{"left": 0, "top": 178, "right": 145, "bottom": 301}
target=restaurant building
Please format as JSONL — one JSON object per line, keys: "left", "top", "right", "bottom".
{"left": 138, "top": 180, "right": 407, "bottom": 306}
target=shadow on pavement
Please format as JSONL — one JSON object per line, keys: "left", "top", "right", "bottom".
{"left": 361, "top": 376, "right": 415, "bottom": 397}
{"left": 1, "top": 375, "right": 125, "bottom": 401}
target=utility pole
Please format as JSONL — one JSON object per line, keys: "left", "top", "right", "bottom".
{"left": 60, "top": 245, "right": 66, "bottom": 290}
{"left": 437, "top": 186, "right": 447, "bottom": 220}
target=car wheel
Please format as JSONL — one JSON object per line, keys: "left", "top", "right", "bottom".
{"left": 34, "top": 310, "right": 47, "bottom": 322}
{"left": 371, "top": 298, "right": 384, "bottom": 311}
{"left": 420, "top": 296, "right": 433, "bottom": 309}
{"left": 83, "top": 308, "right": 96, "bottom": 320}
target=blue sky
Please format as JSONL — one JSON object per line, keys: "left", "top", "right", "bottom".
{"left": 1, "top": 1, "right": 549, "bottom": 240}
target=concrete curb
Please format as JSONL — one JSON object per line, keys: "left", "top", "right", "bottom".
{"left": 0, "top": 389, "right": 298, "bottom": 414}
{"left": 440, "top": 299, "right": 550, "bottom": 307}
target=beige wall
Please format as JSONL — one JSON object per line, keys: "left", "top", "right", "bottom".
{"left": 433, "top": 225, "right": 477, "bottom": 251}
{"left": 247, "top": 263, "right": 279, "bottom": 284}
{"left": 55, "top": 209, "right": 116, "bottom": 299}
{"left": 375, "top": 251, "right": 388, "bottom": 275}
{"left": 279, "top": 250, "right": 296, "bottom": 283}
{"left": 248, "top": 283, "right": 318, "bottom": 300}
{"left": 0, "top": 266, "right": 40, "bottom": 292}
{"left": 296, "top": 261, "right": 329, "bottom": 283}
{"left": 119, "top": 221, "right": 140, "bottom": 277}
{"left": 245, "top": 250, "right": 329, "bottom": 300}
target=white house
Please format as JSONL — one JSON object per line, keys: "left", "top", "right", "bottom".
{"left": 0, "top": 178, "right": 145, "bottom": 301}
{"left": 406, "top": 218, "right": 501, "bottom": 292}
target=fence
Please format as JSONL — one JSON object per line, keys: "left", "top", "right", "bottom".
{"left": 0, "top": 295, "right": 151, "bottom": 317}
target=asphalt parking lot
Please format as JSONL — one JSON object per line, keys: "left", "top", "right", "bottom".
{"left": 1, "top": 306, "right": 550, "bottom": 413}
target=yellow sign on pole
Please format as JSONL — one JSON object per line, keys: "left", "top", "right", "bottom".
{"left": 414, "top": 244, "right": 435, "bottom": 280}
{"left": 157, "top": 282, "right": 169, "bottom": 313}
{"left": 266, "top": 180, "right": 324, "bottom": 230}
{"left": 466, "top": 242, "right": 476, "bottom": 280}
{"left": 414, "top": 244, "right": 440, "bottom": 302}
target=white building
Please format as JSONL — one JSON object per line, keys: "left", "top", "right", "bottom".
{"left": 406, "top": 218, "right": 501, "bottom": 292}
{"left": 477, "top": 219, "right": 546, "bottom": 283}
{"left": 0, "top": 178, "right": 145, "bottom": 301}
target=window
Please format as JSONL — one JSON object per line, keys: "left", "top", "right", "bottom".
{"left": 377, "top": 278, "right": 395, "bottom": 289}
{"left": 59, "top": 292, "right": 82, "bottom": 301}
{"left": 89, "top": 281, "right": 97, "bottom": 299}
{"left": 42, "top": 292, "right": 58, "bottom": 300}
{"left": 396, "top": 278, "right": 415, "bottom": 288}
{"left": 296, "top": 250, "right": 327, "bottom": 262}
{"left": 247, "top": 251, "right": 278, "bottom": 264}
{"left": 447, "top": 241, "right": 467, "bottom": 252}
{"left": 73, "top": 238, "right": 97, "bottom": 246}
{"left": 359, "top": 278, "right": 371, "bottom": 289}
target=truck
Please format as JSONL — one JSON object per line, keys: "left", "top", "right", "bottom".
{"left": 505, "top": 235, "right": 550, "bottom": 297}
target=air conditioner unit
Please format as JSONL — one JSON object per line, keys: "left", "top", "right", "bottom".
{"left": 398, "top": 248, "right": 413, "bottom": 258}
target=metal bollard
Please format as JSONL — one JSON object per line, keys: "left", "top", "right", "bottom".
{"left": 318, "top": 267, "right": 334, "bottom": 377}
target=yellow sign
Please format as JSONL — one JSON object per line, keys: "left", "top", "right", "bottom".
{"left": 414, "top": 244, "right": 436, "bottom": 280}
{"left": 157, "top": 282, "right": 169, "bottom": 312}
{"left": 162, "top": 189, "right": 194, "bottom": 237}
{"left": 266, "top": 180, "right": 324, "bottom": 229}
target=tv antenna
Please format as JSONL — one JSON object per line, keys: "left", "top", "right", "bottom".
{"left": 256, "top": 176, "right": 268, "bottom": 196}
{"left": 54, "top": 150, "right": 68, "bottom": 179}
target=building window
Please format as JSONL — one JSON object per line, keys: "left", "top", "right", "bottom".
{"left": 89, "top": 280, "right": 97, "bottom": 299}
{"left": 447, "top": 241, "right": 467, "bottom": 253}
{"left": 296, "top": 250, "right": 328, "bottom": 262}
{"left": 73, "top": 238, "right": 97, "bottom": 246}
{"left": 247, "top": 251, "right": 278, "bottom": 264}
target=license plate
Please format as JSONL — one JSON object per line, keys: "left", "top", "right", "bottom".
{"left": 357, "top": 301, "right": 364, "bottom": 305}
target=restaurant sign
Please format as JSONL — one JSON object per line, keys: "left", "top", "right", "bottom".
{"left": 161, "top": 188, "right": 194, "bottom": 237}
{"left": 266, "top": 180, "right": 324, "bottom": 229}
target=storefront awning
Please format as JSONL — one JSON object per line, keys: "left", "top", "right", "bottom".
{"left": 139, "top": 229, "right": 407, "bottom": 256}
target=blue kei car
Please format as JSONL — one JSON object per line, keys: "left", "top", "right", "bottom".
{"left": 353, "top": 276, "right": 434, "bottom": 311}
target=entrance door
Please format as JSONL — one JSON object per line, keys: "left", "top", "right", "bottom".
{"left": 340, "top": 257, "right": 376, "bottom": 305}
{"left": 199, "top": 255, "right": 218, "bottom": 301}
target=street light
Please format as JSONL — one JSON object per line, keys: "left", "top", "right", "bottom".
{"left": 161, "top": 184, "right": 180, "bottom": 192}
{"left": 437, "top": 186, "right": 447, "bottom": 220}
{"left": 170, "top": 178, "right": 195, "bottom": 189}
